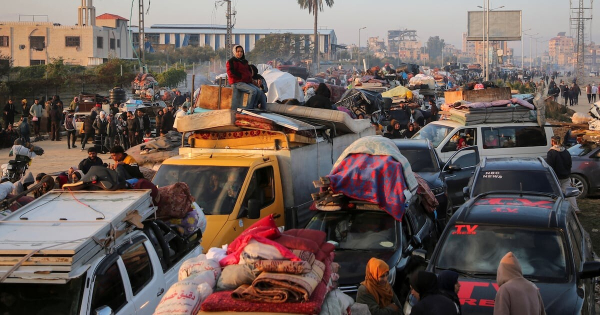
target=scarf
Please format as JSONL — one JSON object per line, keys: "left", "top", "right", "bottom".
{"left": 361, "top": 258, "right": 393, "bottom": 308}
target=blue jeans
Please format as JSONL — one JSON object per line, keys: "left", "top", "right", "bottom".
{"left": 232, "top": 82, "right": 260, "bottom": 109}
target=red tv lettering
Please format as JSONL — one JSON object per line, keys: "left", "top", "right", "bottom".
{"left": 453, "top": 225, "right": 478, "bottom": 235}
{"left": 517, "top": 199, "right": 553, "bottom": 209}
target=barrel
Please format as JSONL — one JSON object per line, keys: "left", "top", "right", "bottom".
{"left": 109, "top": 87, "right": 127, "bottom": 105}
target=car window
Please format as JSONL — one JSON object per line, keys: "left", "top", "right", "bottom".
{"left": 239, "top": 166, "right": 275, "bottom": 217}
{"left": 397, "top": 149, "right": 439, "bottom": 172}
{"left": 482, "top": 126, "right": 547, "bottom": 149}
{"left": 472, "top": 170, "right": 560, "bottom": 196}
{"left": 567, "top": 225, "right": 582, "bottom": 271}
{"left": 121, "top": 242, "right": 153, "bottom": 296}
{"left": 401, "top": 220, "right": 410, "bottom": 250}
{"left": 568, "top": 213, "right": 583, "bottom": 256}
{"left": 306, "top": 211, "right": 397, "bottom": 250}
{"left": 412, "top": 124, "right": 454, "bottom": 148}
{"left": 408, "top": 204, "right": 428, "bottom": 233}
{"left": 568, "top": 144, "right": 599, "bottom": 156}
{"left": 91, "top": 260, "right": 127, "bottom": 313}
{"left": 435, "top": 226, "right": 568, "bottom": 282}
{"left": 442, "top": 128, "right": 477, "bottom": 153}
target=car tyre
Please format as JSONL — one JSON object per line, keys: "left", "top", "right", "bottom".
{"left": 570, "top": 174, "right": 588, "bottom": 199}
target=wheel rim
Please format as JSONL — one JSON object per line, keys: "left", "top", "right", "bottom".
{"left": 571, "top": 177, "right": 585, "bottom": 193}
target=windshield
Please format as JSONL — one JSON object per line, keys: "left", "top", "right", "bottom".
{"left": 412, "top": 123, "right": 454, "bottom": 147}
{"left": 568, "top": 143, "right": 598, "bottom": 156}
{"left": 305, "top": 211, "right": 398, "bottom": 251}
{"left": 472, "top": 170, "right": 560, "bottom": 196}
{"left": 435, "top": 226, "right": 568, "bottom": 282}
{"left": 0, "top": 277, "right": 85, "bottom": 314}
{"left": 398, "top": 149, "right": 439, "bottom": 172}
{"left": 153, "top": 165, "right": 249, "bottom": 215}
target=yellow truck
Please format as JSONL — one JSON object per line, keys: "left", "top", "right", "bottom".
{"left": 152, "top": 105, "right": 375, "bottom": 252}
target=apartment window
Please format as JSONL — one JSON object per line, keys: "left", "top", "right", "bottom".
{"left": 30, "top": 36, "right": 45, "bottom": 50}
{"left": 109, "top": 38, "right": 115, "bottom": 50}
{"left": 189, "top": 34, "right": 199, "bottom": 46}
{"left": 117, "top": 39, "right": 121, "bottom": 48}
{"left": 146, "top": 34, "right": 159, "bottom": 46}
{"left": 97, "top": 36, "right": 103, "bottom": 49}
{"left": 30, "top": 60, "right": 45, "bottom": 66}
{"left": 65, "top": 36, "right": 80, "bottom": 47}
{"left": 0, "top": 36, "right": 8, "bottom": 47}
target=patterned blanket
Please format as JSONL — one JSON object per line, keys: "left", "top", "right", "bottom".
{"left": 328, "top": 153, "right": 409, "bottom": 221}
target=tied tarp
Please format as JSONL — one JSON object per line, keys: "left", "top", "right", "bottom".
{"left": 327, "top": 154, "right": 409, "bottom": 221}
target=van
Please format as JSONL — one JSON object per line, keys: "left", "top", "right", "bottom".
{"left": 413, "top": 120, "right": 553, "bottom": 162}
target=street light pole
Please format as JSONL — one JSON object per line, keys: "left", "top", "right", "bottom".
{"left": 358, "top": 27, "right": 366, "bottom": 69}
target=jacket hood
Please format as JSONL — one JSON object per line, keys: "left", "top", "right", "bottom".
{"left": 497, "top": 251, "right": 523, "bottom": 286}
{"left": 550, "top": 145, "right": 565, "bottom": 152}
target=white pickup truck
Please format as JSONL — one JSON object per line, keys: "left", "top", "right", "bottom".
{"left": 0, "top": 189, "right": 202, "bottom": 315}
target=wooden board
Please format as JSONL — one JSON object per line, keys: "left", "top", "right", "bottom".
{"left": 444, "top": 87, "right": 512, "bottom": 104}
{"left": 197, "top": 85, "right": 249, "bottom": 110}
{"left": 176, "top": 110, "right": 237, "bottom": 133}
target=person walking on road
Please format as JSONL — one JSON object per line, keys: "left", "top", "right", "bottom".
{"left": 63, "top": 109, "right": 77, "bottom": 149}
{"left": 560, "top": 82, "right": 569, "bottom": 106}
{"left": 127, "top": 111, "right": 139, "bottom": 147}
{"left": 586, "top": 84, "right": 592, "bottom": 104}
{"left": 49, "top": 101, "right": 63, "bottom": 141}
{"left": 81, "top": 111, "right": 96, "bottom": 151}
{"left": 494, "top": 252, "right": 546, "bottom": 315}
{"left": 3, "top": 99, "right": 15, "bottom": 130}
{"left": 410, "top": 270, "right": 460, "bottom": 315}
{"left": 593, "top": 84, "right": 598, "bottom": 103}
{"left": 547, "top": 136, "right": 580, "bottom": 214}
{"left": 29, "top": 99, "right": 43, "bottom": 139}
{"left": 572, "top": 83, "right": 581, "bottom": 106}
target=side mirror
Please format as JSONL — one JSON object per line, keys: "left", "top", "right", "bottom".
{"left": 247, "top": 199, "right": 261, "bottom": 220}
{"left": 445, "top": 164, "right": 461, "bottom": 172}
{"left": 94, "top": 306, "right": 114, "bottom": 315}
{"left": 565, "top": 187, "right": 581, "bottom": 198}
{"left": 412, "top": 248, "right": 427, "bottom": 260}
{"left": 463, "top": 187, "right": 470, "bottom": 200}
{"left": 580, "top": 261, "right": 600, "bottom": 279}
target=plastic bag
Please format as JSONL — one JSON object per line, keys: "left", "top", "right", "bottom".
{"left": 178, "top": 254, "right": 221, "bottom": 282}
{"left": 154, "top": 275, "right": 214, "bottom": 315}
{"left": 206, "top": 246, "right": 227, "bottom": 263}
{"left": 572, "top": 112, "right": 593, "bottom": 124}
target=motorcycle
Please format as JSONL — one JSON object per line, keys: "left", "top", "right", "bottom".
{"left": 6, "top": 154, "right": 32, "bottom": 183}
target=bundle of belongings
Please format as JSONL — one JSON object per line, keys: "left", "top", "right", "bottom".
{"left": 311, "top": 136, "right": 418, "bottom": 221}
{"left": 192, "top": 214, "right": 345, "bottom": 314}
{"left": 440, "top": 97, "right": 536, "bottom": 125}
{"left": 408, "top": 74, "right": 436, "bottom": 89}
{"left": 588, "top": 102, "right": 600, "bottom": 131}
{"left": 334, "top": 89, "right": 384, "bottom": 118}
{"left": 63, "top": 167, "right": 207, "bottom": 239}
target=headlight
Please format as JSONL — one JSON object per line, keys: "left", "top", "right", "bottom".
{"left": 388, "top": 266, "right": 396, "bottom": 286}
{"left": 431, "top": 186, "right": 445, "bottom": 195}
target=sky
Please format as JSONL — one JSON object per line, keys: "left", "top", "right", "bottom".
{"left": 0, "top": 0, "right": 597, "bottom": 56}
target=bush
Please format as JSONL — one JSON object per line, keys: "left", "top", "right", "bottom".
{"left": 156, "top": 68, "right": 187, "bottom": 88}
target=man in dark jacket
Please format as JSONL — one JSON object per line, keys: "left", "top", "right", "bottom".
{"left": 3, "top": 99, "right": 15, "bottom": 129}
{"left": 127, "top": 111, "right": 140, "bottom": 147}
{"left": 81, "top": 112, "right": 97, "bottom": 150}
{"left": 410, "top": 271, "right": 460, "bottom": 315}
{"left": 78, "top": 147, "right": 104, "bottom": 174}
{"left": 64, "top": 110, "right": 77, "bottom": 149}
{"left": 161, "top": 105, "right": 175, "bottom": 134}
{"left": 136, "top": 109, "right": 151, "bottom": 144}
{"left": 49, "top": 101, "right": 63, "bottom": 141}
{"left": 547, "top": 136, "right": 579, "bottom": 213}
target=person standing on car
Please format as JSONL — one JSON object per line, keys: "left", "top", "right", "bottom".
{"left": 410, "top": 270, "right": 459, "bottom": 315}
{"left": 547, "top": 136, "right": 580, "bottom": 214}
{"left": 355, "top": 258, "right": 402, "bottom": 315}
{"left": 494, "top": 252, "right": 546, "bottom": 315}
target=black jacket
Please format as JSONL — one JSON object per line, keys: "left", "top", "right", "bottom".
{"left": 49, "top": 104, "right": 62, "bottom": 122}
{"left": 127, "top": 117, "right": 140, "bottom": 133}
{"left": 3, "top": 102, "right": 15, "bottom": 120}
{"left": 161, "top": 111, "right": 175, "bottom": 134}
{"left": 547, "top": 147, "right": 572, "bottom": 180}
{"left": 93, "top": 117, "right": 108, "bottom": 135}
{"left": 84, "top": 116, "right": 96, "bottom": 134}
{"left": 78, "top": 157, "right": 104, "bottom": 174}
{"left": 411, "top": 293, "right": 460, "bottom": 315}
{"left": 305, "top": 95, "right": 333, "bottom": 109}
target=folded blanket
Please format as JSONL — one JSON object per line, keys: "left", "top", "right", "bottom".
{"left": 291, "top": 250, "right": 316, "bottom": 266}
{"left": 254, "top": 260, "right": 312, "bottom": 274}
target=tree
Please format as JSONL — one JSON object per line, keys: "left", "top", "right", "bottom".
{"left": 247, "top": 33, "right": 312, "bottom": 64}
{"left": 426, "top": 36, "right": 445, "bottom": 61}
{"left": 0, "top": 54, "right": 12, "bottom": 78}
{"left": 156, "top": 68, "right": 187, "bottom": 88}
{"left": 297, "top": 0, "right": 334, "bottom": 72}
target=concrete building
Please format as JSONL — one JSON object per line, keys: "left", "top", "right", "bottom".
{"left": 0, "top": 0, "right": 132, "bottom": 66}
{"left": 461, "top": 32, "right": 508, "bottom": 66}
{"left": 549, "top": 32, "right": 575, "bottom": 66}
{"left": 368, "top": 36, "right": 386, "bottom": 59}
{"left": 129, "top": 24, "right": 338, "bottom": 59}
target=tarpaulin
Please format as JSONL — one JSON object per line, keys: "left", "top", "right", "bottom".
{"left": 261, "top": 69, "right": 305, "bottom": 103}
{"left": 327, "top": 154, "right": 409, "bottom": 221}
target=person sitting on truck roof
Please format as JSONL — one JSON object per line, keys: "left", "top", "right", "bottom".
{"left": 227, "top": 45, "right": 261, "bottom": 109}
{"left": 356, "top": 258, "right": 402, "bottom": 315}
{"left": 305, "top": 83, "right": 333, "bottom": 110}
{"left": 78, "top": 147, "right": 104, "bottom": 175}
{"left": 109, "top": 145, "right": 143, "bottom": 180}
{"left": 250, "top": 64, "right": 268, "bottom": 109}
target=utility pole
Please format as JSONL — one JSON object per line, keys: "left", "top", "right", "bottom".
{"left": 139, "top": 0, "right": 145, "bottom": 69}
{"left": 224, "top": 0, "right": 235, "bottom": 61}
{"left": 571, "top": 0, "right": 592, "bottom": 79}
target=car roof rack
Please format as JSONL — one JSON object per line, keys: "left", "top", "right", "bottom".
{"left": 457, "top": 190, "right": 561, "bottom": 227}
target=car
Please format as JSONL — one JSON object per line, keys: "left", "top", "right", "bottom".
{"left": 305, "top": 200, "right": 438, "bottom": 301}
{"left": 462, "top": 157, "right": 576, "bottom": 201}
{"left": 568, "top": 142, "right": 600, "bottom": 198}
{"left": 393, "top": 140, "right": 479, "bottom": 220}
{"left": 412, "top": 191, "right": 600, "bottom": 314}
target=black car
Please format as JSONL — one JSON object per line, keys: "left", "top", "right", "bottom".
{"left": 418, "top": 192, "right": 600, "bottom": 314}
{"left": 568, "top": 142, "right": 600, "bottom": 198}
{"left": 305, "top": 200, "right": 438, "bottom": 301}
{"left": 394, "top": 139, "right": 480, "bottom": 220}
{"left": 463, "top": 157, "right": 579, "bottom": 202}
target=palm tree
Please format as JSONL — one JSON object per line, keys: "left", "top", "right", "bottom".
{"left": 297, "top": 0, "right": 334, "bottom": 73}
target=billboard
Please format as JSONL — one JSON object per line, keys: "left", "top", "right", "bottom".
{"left": 467, "top": 10, "right": 522, "bottom": 41}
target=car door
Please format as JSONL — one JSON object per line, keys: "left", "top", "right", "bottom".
{"left": 443, "top": 146, "right": 480, "bottom": 208}
{"left": 88, "top": 254, "right": 136, "bottom": 315}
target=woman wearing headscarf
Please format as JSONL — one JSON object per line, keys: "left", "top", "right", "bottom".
{"left": 305, "top": 83, "right": 333, "bottom": 109}
{"left": 226, "top": 45, "right": 261, "bottom": 109}
{"left": 438, "top": 270, "right": 462, "bottom": 315}
{"left": 410, "top": 270, "right": 459, "bottom": 315}
{"left": 355, "top": 258, "right": 402, "bottom": 315}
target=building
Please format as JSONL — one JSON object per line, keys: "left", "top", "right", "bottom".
{"left": 130, "top": 24, "right": 338, "bottom": 59}
{"left": 368, "top": 36, "right": 386, "bottom": 59}
{"left": 461, "top": 33, "right": 508, "bottom": 66}
{"left": 0, "top": 0, "right": 132, "bottom": 66}
{"left": 548, "top": 32, "right": 575, "bottom": 66}
{"left": 387, "top": 29, "right": 417, "bottom": 59}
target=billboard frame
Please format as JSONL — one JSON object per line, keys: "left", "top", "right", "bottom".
{"left": 466, "top": 10, "right": 522, "bottom": 41}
